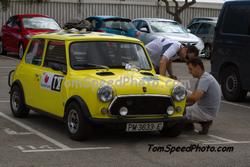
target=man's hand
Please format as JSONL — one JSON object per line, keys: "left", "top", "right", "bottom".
{"left": 186, "top": 90, "right": 204, "bottom": 105}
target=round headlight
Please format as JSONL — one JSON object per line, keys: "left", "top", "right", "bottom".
{"left": 172, "top": 85, "right": 187, "bottom": 102}
{"left": 97, "top": 86, "right": 113, "bottom": 102}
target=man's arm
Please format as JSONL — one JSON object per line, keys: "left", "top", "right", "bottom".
{"left": 159, "top": 56, "right": 177, "bottom": 79}
{"left": 186, "top": 90, "right": 204, "bottom": 106}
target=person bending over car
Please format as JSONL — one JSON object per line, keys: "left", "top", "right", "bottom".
{"left": 145, "top": 37, "right": 199, "bottom": 79}
{"left": 185, "top": 58, "right": 221, "bottom": 134}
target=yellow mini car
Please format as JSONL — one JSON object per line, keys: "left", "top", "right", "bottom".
{"left": 9, "top": 31, "right": 187, "bottom": 140}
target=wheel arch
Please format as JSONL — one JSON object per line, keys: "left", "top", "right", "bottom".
{"left": 11, "top": 80, "right": 26, "bottom": 104}
{"left": 64, "top": 96, "right": 91, "bottom": 121}
{"left": 218, "top": 62, "right": 239, "bottom": 83}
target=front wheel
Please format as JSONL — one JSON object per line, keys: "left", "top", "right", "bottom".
{"left": 220, "top": 66, "right": 247, "bottom": 102}
{"left": 204, "top": 45, "right": 212, "bottom": 59}
{"left": 65, "top": 102, "right": 92, "bottom": 141}
{"left": 0, "top": 40, "right": 7, "bottom": 55}
{"left": 160, "top": 122, "right": 182, "bottom": 137}
{"left": 10, "top": 85, "right": 30, "bottom": 118}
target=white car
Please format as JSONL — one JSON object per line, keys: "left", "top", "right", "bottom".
{"left": 132, "top": 18, "right": 204, "bottom": 56}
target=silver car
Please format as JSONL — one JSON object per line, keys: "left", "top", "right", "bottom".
{"left": 187, "top": 20, "right": 217, "bottom": 59}
{"left": 132, "top": 18, "right": 204, "bottom": 56}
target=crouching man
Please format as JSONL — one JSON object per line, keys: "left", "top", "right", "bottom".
{"left": 185, "top": 58, "right": 221, "bottom": 134}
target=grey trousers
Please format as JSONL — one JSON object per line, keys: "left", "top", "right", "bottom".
{"left": 185, "top": 103, "right": 214, "bottom": 122}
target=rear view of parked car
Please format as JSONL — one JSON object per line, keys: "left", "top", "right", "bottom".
{"left": 132, "top": 18, "right": 204, "bottom": 55}
{"left": 188, "top": 20, "right": 216, "bottom": 59}
{"left": 86, "top": 16, "right": 141, "bottom": 38}
{"left": 211, "top": 0, "right": 250, "bottom": 102}
{"left": 0, "top": 14, "right": 61, "bottom": 59}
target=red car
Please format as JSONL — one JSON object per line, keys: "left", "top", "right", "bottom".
{"left": 0, "top": 14, "right": 61, "bottom": 59}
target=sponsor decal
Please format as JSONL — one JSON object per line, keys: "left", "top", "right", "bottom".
{"left": 41, "top": 73, "right": 64, "bottom": 91}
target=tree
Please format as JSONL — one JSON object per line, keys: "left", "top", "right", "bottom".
{"left": 0, "top": 0, "right": 47, "bottom": 11}
{"left": 158, "top": 0, "right": 196, "bottom": 24}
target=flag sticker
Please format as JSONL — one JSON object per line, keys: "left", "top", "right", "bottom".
{"left": 41, "top": 73, "right": 64, "bottom": 92}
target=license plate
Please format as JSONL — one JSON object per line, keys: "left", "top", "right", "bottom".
{"left": 126, "top": 122, "right": 163, "bottom": 132}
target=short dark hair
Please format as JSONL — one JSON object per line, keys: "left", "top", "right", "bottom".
{"left": 187, "top": 45, "right": 199, "bottom": 58}
{"left": 186, "top": 57, "right": 205, "bottom": 70}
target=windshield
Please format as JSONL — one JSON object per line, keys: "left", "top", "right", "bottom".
{"left": 70, "top": 42, "right": 151, "bottom": 70}
{"left": 103, "top": 20, "right": 136, "bottom": 31}
{"left": 22, "top": 17, "right": 61, "bottom": 30}
{"left": 150, "top": 21, "right": 188, "bottom": 33}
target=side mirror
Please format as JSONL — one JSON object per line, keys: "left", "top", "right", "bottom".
{"left": 139, "top": 27, "right": 149, "bottom": 33}
{"left": 51, "top": 64, "right": 67, "bottom": 75}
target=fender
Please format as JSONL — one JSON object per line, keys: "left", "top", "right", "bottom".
{"left": 64, "top": 95, "right": 91, "bottom": 120}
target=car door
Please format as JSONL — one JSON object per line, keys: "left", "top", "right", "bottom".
{"left": 4, "top": 16, "right": 21, "bottom": 52}
{"left": 37, "top": 40, "right": 67, "bottom": 117}
{"left": 19, "top": 38, "right": 46, "bottom": 108}
{"left": 187, "top": 23, "right": 200, "bottom": 34}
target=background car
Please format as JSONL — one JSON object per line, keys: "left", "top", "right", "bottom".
{"left": 0, "top": 14, "right": 61, "bottom": 59}
{"left": 132, "top": 18, "right": 204, "bottom": 55}
{"left": 86, "top": 16, "right": 141, "bottom": 38}
{"left": 187, "top": 20, "right": 217, "bottom": 59}
{"left": 187, "top": 17, "right": 217, "bottom": 27}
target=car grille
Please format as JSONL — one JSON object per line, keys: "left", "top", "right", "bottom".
{"left": 109, "top": 95, "right": 173, "bottom": 116}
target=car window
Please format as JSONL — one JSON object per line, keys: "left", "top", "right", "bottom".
{"left": 103, "top": 20, "right": 135, "bottom": 30}
{"left": 149, "top": 21, "right": 187, "bottom": 33}
{"left": 197, "top": 23, "right": 210, "bottom": 34}
{"left": 25, "top": 39, "right": 45, "bottom": 66}
{"left": 44, "top": 41, "right": 67, "bottom": 70}
{"left": 70, "top": 42, "right": 151, "bottom": 70}
{"left": 188, "top": 23, "right": 200, "bottom": 34}
{"left": 137, "top": 21, "right": 149, "bottom": 32}
{"left": 22, "top": 17, "right": 60, "bottom": 30}
{"left": 6, "top": 16, "right": 19, "bottom": 28}
{"left": 222, "top": 4, "right": 250, "bottom": 35}
{"left": 132, "top": 20, "right": 140, "bottom": 28}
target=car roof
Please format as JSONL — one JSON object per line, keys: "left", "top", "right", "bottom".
{"left": 133, "top": 18, "right": 177, "bottom": 23}
{"left": 190, "top": 20, "right": 217, "bottom": 25}
{"left": 14, "top": 14, "right": 50, "bottom": 18}
{"left": 33, "top": 31, "right": 142, "bottom": 43}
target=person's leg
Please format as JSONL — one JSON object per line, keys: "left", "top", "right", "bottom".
{"left": 185, "top": 104, "right": 213, "bottom": 134}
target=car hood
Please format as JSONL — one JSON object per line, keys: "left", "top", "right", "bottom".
{"left": 156, "top": 32, "right": 200, "bottom": 43}
{"left": 72, "top": 69, "right": 178, "bottom": 95}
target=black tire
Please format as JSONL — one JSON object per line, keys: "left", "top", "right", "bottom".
{"left": 65, "top": 101, "right": 92, "bottom": 141}
{"left": 10, "top": 85, "right": 30, "bottom": 118}
{"left": 160, "top": 122, "right": 182, "bottom": 137}
{"left": 204, "top": 44, "right": 212, "bottom": 59}
{"left": 0, "top": 40, "right": 7, "bottom": 55}
{"left": 220, "top": 66, "right": 247, "bottom": 102}
{"left": 18, "top": 43, "right": 24, "bottom": 59}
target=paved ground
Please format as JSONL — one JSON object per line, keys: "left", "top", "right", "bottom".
{"left": 0, "top": 55, "right": 250, "bottom": 167}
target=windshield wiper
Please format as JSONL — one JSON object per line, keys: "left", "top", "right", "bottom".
{"left": 73, "top": 63, "right": 110, "bottom": 70}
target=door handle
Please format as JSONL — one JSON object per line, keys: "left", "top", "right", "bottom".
{"left": 35, "top": 74, "right": 39, "bottom": 77}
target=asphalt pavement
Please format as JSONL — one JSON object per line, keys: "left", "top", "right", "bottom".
{"left": 0, "top": 55, "right": 250, "bottom": 167}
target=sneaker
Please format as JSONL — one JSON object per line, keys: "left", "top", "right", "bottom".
{"left": 198, "top": 121, "right": 213, "bottom": 135}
